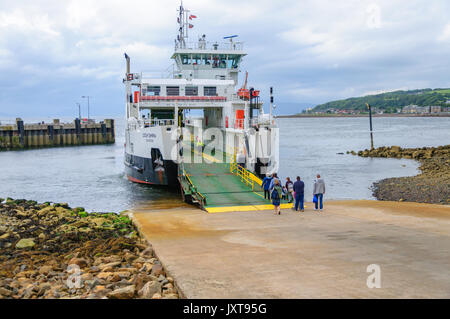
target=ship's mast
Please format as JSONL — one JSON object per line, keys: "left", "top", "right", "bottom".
{"left": 176, "top": 1, "right": 191, "bottom": 49}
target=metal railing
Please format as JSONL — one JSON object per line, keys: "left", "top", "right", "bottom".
{"left": 229, "top": 155, "right": 263, "bottom": 190}
{"left": 142, "top": 119, "right": 174, "bottom": 127}
{"left": 175, "top": 41, "right": 244, "bottom": 51}
{"left": 178, "top": 160, "right": 207, "bottom": 208}
{"left": 127, "top": 119, "right": 175, "bottom": 130}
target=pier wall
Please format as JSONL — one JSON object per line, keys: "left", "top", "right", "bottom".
{"left": 0, "top": 118, "right": 115, "bottom": 150}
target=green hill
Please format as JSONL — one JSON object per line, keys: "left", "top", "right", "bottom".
{"left": 312, "top": 88, "right": 450, "bottom": 113}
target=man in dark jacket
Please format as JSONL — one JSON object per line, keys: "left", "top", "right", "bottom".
{"left": 261, "top": 173, "right": 272, "bottom": 200}
{"left": 293, "top": 176, "right": 305, "bottom": 212}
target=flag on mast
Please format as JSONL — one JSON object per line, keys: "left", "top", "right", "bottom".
{"left": 189, "top": 24, "right": 194, "bottom": 28}
{"left": 189, "top": 14, "right": 197, "bottom": 19}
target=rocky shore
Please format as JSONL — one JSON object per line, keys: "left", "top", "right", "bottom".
{"left": 0, "top": 198, "right": 179, "bottom": 299}
{"left": 348, "top": 145, "right": 450, "bottom": 205}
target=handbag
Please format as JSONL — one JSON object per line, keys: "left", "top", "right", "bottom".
{"left": 313, "top": 194, "right": 318, "bottom": 203}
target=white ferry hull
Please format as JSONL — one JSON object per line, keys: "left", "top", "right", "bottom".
{"left": 124, "top": 152, "right": 178, "bottom": 186}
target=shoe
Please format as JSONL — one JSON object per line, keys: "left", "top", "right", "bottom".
{"left": 301, "top": 209, "right": 305, "bottom": 212}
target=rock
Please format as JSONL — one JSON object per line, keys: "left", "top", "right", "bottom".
{"left": 90, "top": 217, "right": 110, "bottom": 227}
{"left": 116, "top": 267, "right": 137, "bottom": 274}
{"left": 68, "top": 258, "right": 88, "bottom": 269}
{"left": 38, "top": 265, "right": 53, "bottom": 275}
{"left": 93, "top": 285, "right": 107, "bottom": 293}
{"left": 0, "top": 287, "right": 13, "bottom": 297}
{"left": 151, "top": 264, "right": 164, "bottom": 276}
{"left": 0, "top": 233, "right": 10, "bottom": 240}
{"left": 106, "top": 285, "right": 135, "bottom": 299}
{"left": 81, "top": 273, "right": 93, "bottom": 281}
{"left": 140, "top": 247, "right": 153, "bottom": 257}
{"left": 163, "top": 283, "right": 174, "bottom": 290}
{"left": 97, "top": 272, "right": 114, "bottom": 280}
{"left": 115, "top": 271, "right": 131, "bottom": 279}
{"left": 390, "top": 146, "right": 401, "bottom": 153}
{"left": 124, "top": 252, "right": 137, "bottom": 262}
{"left": 138, "top": 281, "right": 161, "bottom": 299}
{"left": 162, "top": 293, "right": 178, "bottom": 299}
{"left": 151, "top": 293, "right": 162, "bottom": 299}
{"left": 99, "top": 261, "right": 121, "bottom": 271}
{"left": 140, "top": 263, "right": 153, "bottom": 273}
{"left": 39, "top": 283, "right": 52, "bottom": 293}
{"left": 132, "top": 273, "right": 157, "bottom": 291}
{"left": 15, "top": 238, "right": 35, "bottom": 249}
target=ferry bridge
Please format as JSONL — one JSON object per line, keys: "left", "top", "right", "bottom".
{"left": 178, "top": 146, "right": 291, "bottom": 213}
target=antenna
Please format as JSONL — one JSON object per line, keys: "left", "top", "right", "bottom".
{"left": 224, "top": 35, "right": 238, "bottom": 49}
{"left": 176, "top": 1, "right": 196, "bottom": 48}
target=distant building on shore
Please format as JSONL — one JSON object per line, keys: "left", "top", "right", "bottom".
{"left": 402, "top": 105, "right": 445, "bottom": 114}
{"left": 430, "top": 106, "right": 441, "bottom": 113}
{"left": 402, "top": 105, "right": 424, "bottom": 114}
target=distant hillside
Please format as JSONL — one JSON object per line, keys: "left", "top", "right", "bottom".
{"left": 312, "top": 88, "right": 450, "bottom": 113}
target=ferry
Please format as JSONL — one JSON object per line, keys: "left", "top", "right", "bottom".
{"left": 123, "top": 3, "right": 278, "bottom": 189}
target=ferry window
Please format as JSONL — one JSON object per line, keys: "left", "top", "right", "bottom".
{"left": 232, "top": 56, "right": 240, "bottom": 68}
{"left": 181, "top": 55, "right": 189, "bottom": 64}
{"left": 185, "top": 86, "right": 198, "bottom": 96}
{"left": 212, "top": 55, "right": 220, "bottom": 68}
{"left": 204, "top": 86, "right": 217, "bottom": 96}
{"left": 192, "top": 55, "right": 201, "bottom": 65}
{"left": 166, "top": 86, "right": 180, "bottom": 96}
{"left": 146, "top": 86, "right": 160, "bottom": 96}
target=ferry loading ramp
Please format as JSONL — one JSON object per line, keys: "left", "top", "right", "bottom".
{"left": 178, "top": 149, "right": 291, "bottom": 213}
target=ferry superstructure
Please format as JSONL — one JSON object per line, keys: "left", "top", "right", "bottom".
{"left": 123, "top": 3, "right": 278, "bottom": 189}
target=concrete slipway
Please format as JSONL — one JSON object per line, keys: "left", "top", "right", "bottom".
{"left": 130, "top": 200, "right": 450, "bottom": 298}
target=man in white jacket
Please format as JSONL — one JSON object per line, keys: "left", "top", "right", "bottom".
{"left": 313, "top": 174, "right": 326, "bottom": 211}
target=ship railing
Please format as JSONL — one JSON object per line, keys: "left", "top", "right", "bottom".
{"left": 231, "top": 118, "right": 245, "bottom": 130}
{"left": 229, "top": 93, "right": 263, "bottom": 103}
{"left": 229, "top": 157, "right": 263, "bottom": 191}
{"left": 141, "top": 119, "right": 175, "bottom": 127}
{"left": 178, "top": 160, "right": 207, "bottom": 209}
{"left": 127, "top": 119, "right": 175, "bottom": 130}
{"left": 175, "top": 41, "right": 244, "bottom": 51}
{"left": 226, "top": 116, "right": 275, "bottom": 130}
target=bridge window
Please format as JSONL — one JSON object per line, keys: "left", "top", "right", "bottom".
{"left": 166, "top": 86, "right": 180, "bottom": 96}
{"left": 185, "top": 86, "right": 198, "bottom": 96}
{"left": 204, "top": 86, "right": 217, "bottom": 96}
{"left": 181, "top": 55, "right": 189, "bottom": 65}
{"left": 146, "top": 86, "right": 160, "bottom": 96}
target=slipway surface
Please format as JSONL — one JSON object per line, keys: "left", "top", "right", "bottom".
{"left": 131, "top": 200, "right": 450, "bottom": 298}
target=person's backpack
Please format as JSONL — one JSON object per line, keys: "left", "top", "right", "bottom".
{"left": 287, "top": 182, "right": 293, "bottom": 192}
{"left": 271, "top": 187, "right": 280, "bottom": 200}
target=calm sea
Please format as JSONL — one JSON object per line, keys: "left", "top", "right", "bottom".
{"left": 1, "top": 117, "right": 448, "bottom": 212}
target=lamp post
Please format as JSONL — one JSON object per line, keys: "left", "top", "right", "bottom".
{"left": 81, "top": 96, "right": 90, "bottom": 120}
{"left": 76, "top": 102, "right": 81, "bottom": 119}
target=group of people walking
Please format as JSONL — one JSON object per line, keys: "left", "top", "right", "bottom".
{"left": 261, "top": 173, "right": 326, "bottom": 215}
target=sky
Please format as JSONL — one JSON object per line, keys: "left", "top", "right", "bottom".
{"left": 0, "top": 0, "right": 449, "bottom": 118}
